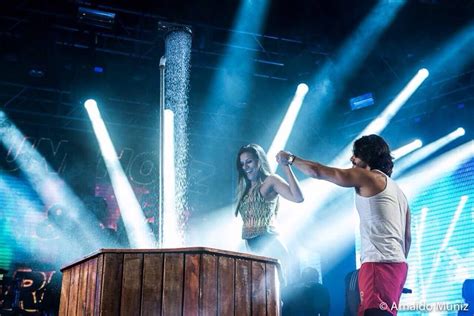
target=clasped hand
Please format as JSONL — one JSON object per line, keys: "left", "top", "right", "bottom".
{"left": 276, "top": 150, "right": 291, "bottom": 166}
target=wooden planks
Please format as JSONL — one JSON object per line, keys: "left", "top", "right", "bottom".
{"left": 200, "top": 254, "right": 218, "bottom": 316}
{"left": 66, "top": 264, "right": 80, "bottom": 316}
{"left": 85, "top": 257, "right": 98, "bottom": 315}
{"left": 59, "top": 248, "right": 280, "bottom": 316}
{"left": 58, "top": 268, "right": 71, "bottom": 315}
{"left": 94, "top": 254, "right": 104, "bottom": 316}
{"left": 162, "top": 253, "right": 184, "bottom": 316}
{"left": 265, "top": 263, "right": 280, "bottom": 316}
{"left": 100, "top": 253, "right": 123, "bottom": 316}
{"left": 183, "top": 254, "right": 200, "bottom": 316}
{"left": 120, "top": 253, "right": 143, "bottom": 315}
{"left": 218, "top": 256, "right": 235, "bottom": 316}
{"left": 75, "top": 259, "right": 89, "bottom": 315}
{"left": 252, "top": 261, "right": 267, "bottom": 316}
{"left": 235, "top": 259, "right": 252, "bottom": 316}
{"left": 141, "top": 253, "right": 163, "bottom": 316}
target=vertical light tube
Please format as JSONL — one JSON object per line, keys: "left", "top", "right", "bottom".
{"left": 163, "top": 109, "right": 179, "bottom": 247}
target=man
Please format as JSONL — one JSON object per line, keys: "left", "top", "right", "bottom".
{"left": 276, "top": 135, "right": 411, "bottom": 316}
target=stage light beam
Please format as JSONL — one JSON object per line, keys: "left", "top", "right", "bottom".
{"left": 428, "top": 21, "right": 474, "bottom": 76}
{"left": 393, "top": 127, "right": 466, "bottom": 178}
{"left": 204, "top": 0, "right": 271, "bottom": 108}
{"left": 84, "top": 99, "right": 154, "bottom": 248}
{"left": 268, "top": 83, "right": 309, "bottom": 172}
{"left": 0, "top": 110, "right": 101, "bottom": 262}
{"left": 331, "top": 68, "right": 429, "bottom": 167}
{"left": 303, "top": 0, "right": 405, "bottom": 128}
{"left": 392, "top": 139, "right": 423, "bottom": 160}
{"left": 398, "top": 140, "right": 474, "bottom": 201}
{"left": 425, "top": 196, "right": 468, "bottom": 290}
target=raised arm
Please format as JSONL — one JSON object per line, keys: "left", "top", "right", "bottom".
{"left": 269, "top": 164, "right": 304, "bottom": 203}
{"left": 276, "top": 151, "right": 372, "bottom": 189}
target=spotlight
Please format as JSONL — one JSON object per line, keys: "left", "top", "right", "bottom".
{"left": 296, "top": 83, "right": 309, "bottom": 96}
{"left": 454, "top": 127, "right": 465, "bottom": 136}
{"left": 84, "top": 99, "right": 97, "bottom": 109}
{"left": 418, "top": 68, "right": 429, "bottom": 77}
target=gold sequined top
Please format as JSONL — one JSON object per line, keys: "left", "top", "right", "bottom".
{"left": 237, "top": 183, "right": 279, "bottom": 239}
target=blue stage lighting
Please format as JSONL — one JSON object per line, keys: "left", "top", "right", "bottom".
{"left": 93, "top": 66, "right": 104, "bottom": 73}
{"left": 350, "top": 92, "right": 375, "bottom": 111}
{"left": 78, "top": 7, "right": 115, "bottom": 29}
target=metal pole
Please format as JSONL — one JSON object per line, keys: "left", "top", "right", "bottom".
{"left": 157, "top": 56, "right": 166, "bottom": 247}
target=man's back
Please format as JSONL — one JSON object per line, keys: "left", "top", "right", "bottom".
{"left": 356, "top": 170, "right": 408, "bottom": 263}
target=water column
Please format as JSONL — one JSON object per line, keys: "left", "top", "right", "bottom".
{"left": 159, "top": 22, "right": 192, "bottom": 247}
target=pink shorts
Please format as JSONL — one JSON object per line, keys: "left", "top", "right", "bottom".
{"left": 358, "top": 262, "right": 408, "bottom": 316}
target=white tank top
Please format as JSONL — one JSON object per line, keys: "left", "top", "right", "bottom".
{"left": 355, "top": 170, "right": 408, "bottom": 263}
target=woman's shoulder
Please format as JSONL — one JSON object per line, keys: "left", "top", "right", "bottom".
{"left": 263, "top": 173, "right": 284, "bottom": 185}
{"left": 260, "top": 174, "right": 281, "bottom": 198}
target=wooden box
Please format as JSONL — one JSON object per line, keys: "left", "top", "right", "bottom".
{"left": 59, "top": 247, "right": 281, "bottom": 315}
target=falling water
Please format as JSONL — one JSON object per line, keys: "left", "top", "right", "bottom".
{"left": 164, "top": 29, "right": 192, "bottom": 246}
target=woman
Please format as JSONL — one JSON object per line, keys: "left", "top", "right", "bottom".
{"left": 235, "top": 144, "right": 303, "bottom": 281}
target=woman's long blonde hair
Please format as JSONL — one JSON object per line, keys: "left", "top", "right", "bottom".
{"left": 235, "top": 144, "right": 272, "bottom": 216}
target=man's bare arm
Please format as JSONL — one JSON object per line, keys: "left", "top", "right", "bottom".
{"left": 405, "top": 207, "right": 412, "bottom": 258}
{"left": 277, "top": 152, "right": 371, "bottom": 189}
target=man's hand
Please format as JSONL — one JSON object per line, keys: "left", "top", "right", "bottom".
{"left": 276, "top": 150, "right": 292, "bottom": 166}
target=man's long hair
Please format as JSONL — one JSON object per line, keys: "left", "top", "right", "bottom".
{"left": 353, "top": 135, "right": 394, "bottom": 177}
